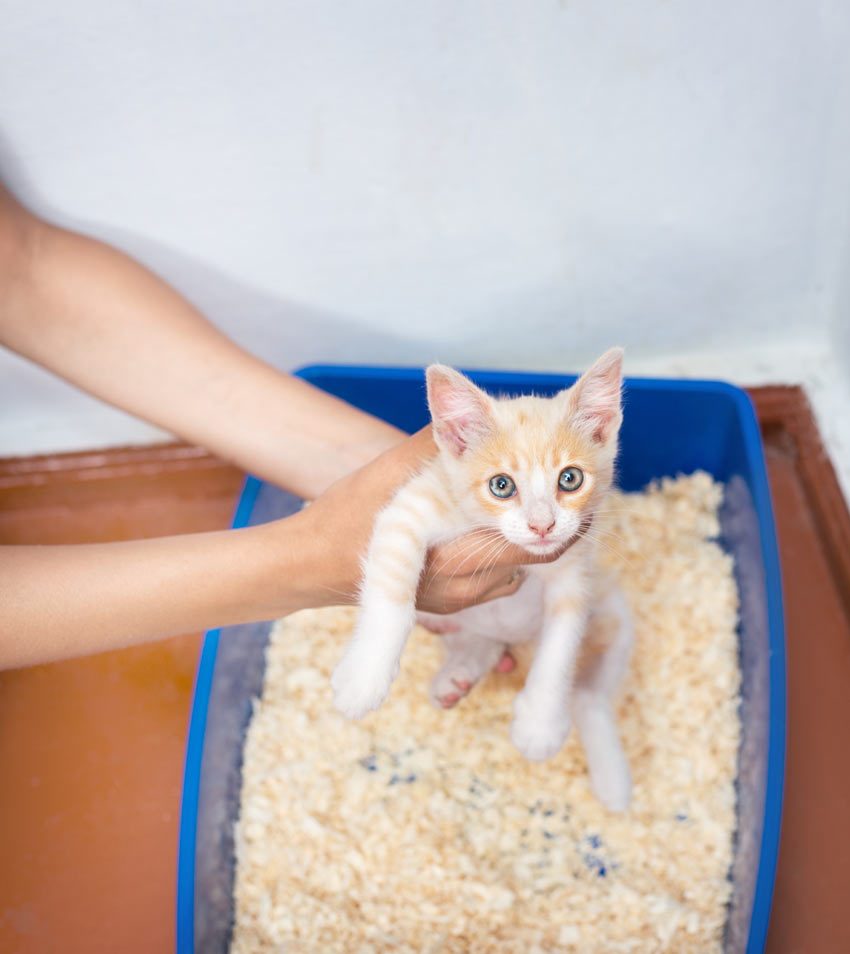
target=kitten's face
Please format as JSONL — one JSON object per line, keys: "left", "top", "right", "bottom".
{"left": 426, "top": 349, "right": 623, "bottom": 556}
{"left": 459, "top": 400, "right": 607, "bottom": 554}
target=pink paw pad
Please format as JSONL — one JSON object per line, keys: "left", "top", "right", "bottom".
{"left": 494, "top": 652, "right": 516, "bottom": 674}
{"left": 437, "top": 677, "right": 475, "bottom": 709}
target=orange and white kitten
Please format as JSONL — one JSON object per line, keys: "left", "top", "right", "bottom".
{"left": 331, "top": 348, "right": 633, "bottom": 811}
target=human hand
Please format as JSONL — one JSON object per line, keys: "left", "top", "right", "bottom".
{"left": 287, "top": 427, "right": 568, "bottom": 614}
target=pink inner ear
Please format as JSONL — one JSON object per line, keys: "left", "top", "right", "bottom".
{"left": 571, "top": 350, "right": 623, "bottom": 445}
{"left": 586, "top": 409, "right": 618, "bottom": 444}
{"left": 427, "top": 370, "right": 492, "bottom": 456}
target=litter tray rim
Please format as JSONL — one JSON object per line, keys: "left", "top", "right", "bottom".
{"left": 176, "top": 367, "right": 785, "bottom": 954}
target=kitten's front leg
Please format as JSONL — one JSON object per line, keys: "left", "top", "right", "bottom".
{"left": 331, "top": 474, "right": 440, "bottom": 719}
{"left": 510, "top": 587, "right": 588, "bottom": 761}
{"left": 331, "top": 596, "right": 416, "bottom": 719}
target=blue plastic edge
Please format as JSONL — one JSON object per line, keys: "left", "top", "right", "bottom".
{"left": 176, "top": 474, "right": 263, "bottom": 954}
{"left": 175, "top": 368, "right": 787, "bottom": 954}
{"left": 729, "top": 387, "right": 787, "bottom": 954}
{"left": 293, "top": 363, "right": 753, "bottom": 395}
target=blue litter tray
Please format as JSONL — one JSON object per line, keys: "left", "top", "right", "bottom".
{"left": 177, "top": 366, "right": 785, "bottom": 954}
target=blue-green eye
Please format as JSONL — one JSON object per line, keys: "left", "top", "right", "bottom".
{"left": 558, "top": 466, "right": 584, "bottom": 492}
{"left": 489, "top": 474, "right": 517, "bottom": 499}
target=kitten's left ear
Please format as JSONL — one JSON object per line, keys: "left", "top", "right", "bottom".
{"left": 426, "top": 364, "right": 495, "bottom": 457}
{"left": 567, "top": 347, "right": 624, "bottom": 445}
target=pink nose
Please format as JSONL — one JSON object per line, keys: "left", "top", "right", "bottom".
{"left": 527, "top": 518, "right": 555, "bottom": 537}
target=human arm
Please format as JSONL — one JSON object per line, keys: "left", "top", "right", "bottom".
{"left": 0, "top": 430, "right": 535, "bottom": 670}
{"left": 0, "top": 184, "right": 401, "bottom": 496}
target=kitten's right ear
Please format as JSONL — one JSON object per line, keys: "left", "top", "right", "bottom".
{"left": 567, "top": 347, "right": 624, "bottom": 445}
{"left": 426, "top": 365, "right": 494, "bottom": 457}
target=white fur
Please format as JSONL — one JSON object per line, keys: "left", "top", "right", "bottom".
{"left": 330, "top": 593, "right": 415, "bottom": 718}
{"left": 572, "top": 586, "right": 634, "bottom": 811}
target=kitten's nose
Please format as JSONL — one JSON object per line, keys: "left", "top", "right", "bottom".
{"left": 527, "top": 517, "right": 556, "bottom": 537}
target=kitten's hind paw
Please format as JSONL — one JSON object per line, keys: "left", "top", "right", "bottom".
{"left": 590, "top": 760, "right": 631, "bottom": 813}
{"left": 429, "top": 666, "right": 478, "bottom": 709}
{"left": 330, "top": 648, "right": 396, "bottom": 720}
{"left": 429, "top": 640, "right": 508, "bottom": 710}
{"left": 430, "top": 675, "right": 474, "bottom": 709}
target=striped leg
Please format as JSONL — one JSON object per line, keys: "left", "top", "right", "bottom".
{"left": 331, "top": 475, "right": 443, "bottom": 719}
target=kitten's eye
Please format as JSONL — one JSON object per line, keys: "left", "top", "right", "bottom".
{"left": 488, "top": 474, "right": 517, "bottom": 499}
{"left": 558, "top": 466, "right": 584, "bottom": 493}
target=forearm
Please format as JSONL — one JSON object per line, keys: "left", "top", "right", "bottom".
{"left": 0, "top": 431, "right": 407, "bottom": 670}
{"left": 0, "top": 511, "right": 336, "bottom": 670}
{"left": 0, "top": 190, "right": 402, "bottom": 496}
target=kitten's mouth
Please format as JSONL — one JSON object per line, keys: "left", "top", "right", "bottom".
{"left": 525, "top": 538, "right": 562, "bottom": 554}
{"left": 525, "top": 515, "right": 593, "bottom": 555}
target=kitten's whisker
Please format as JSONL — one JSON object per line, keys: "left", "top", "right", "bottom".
{"left": 590, "top": 508, "right": 666, "bottom": 525}
{"left": 445, "top": 535, "right": 513, "bottom": 595}
{"left": 317, "top": 583, "right": 358, "bottom": 604}
{"left": 580, "top": 529, "right": 636, "bottom": 571}
{"left": 433, "top": 529, "right": 504, "bottom": 574}
{"left": 423, "top": 529, "right": 506, "bottom": 592}
{"left": 477, "top": 537, "right": 513, "bottom": 580}
{"left": 446, "top": 536, "right": 507, "bottom": 587}
{"left": 467, "top": 540, "right": 515, "bottom": 594}
{"left": 583, "top": 524, "right": 631, "bottom": 545}
{"left": 484, "top": 537, "right": 517, "bottom": 579}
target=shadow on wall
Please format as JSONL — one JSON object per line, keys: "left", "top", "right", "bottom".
{"left": 74, "top": 227, "right": 430, "bottom": 372}
{"left": 0, "top": 135, "right": 434, "bottom": 377}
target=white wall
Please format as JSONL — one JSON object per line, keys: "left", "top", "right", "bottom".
{"left": 2, "top": 1, "right": 849, "bottom": 474}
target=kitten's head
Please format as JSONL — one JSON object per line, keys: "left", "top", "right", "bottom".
{"left": 426, "top": 348, "right": 624, "bottom": 555}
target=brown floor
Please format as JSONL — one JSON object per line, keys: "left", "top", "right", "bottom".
{"left": 0, "top": 448, "right": 243, "bottom": 954}
{"left": 1, "top": 390, "right": 849, "bottom": 954}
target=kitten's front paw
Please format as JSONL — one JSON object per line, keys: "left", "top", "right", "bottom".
{"left": 331, "top": 646, "right": 397, "bottom": 720}
{"left": 510, "top": 692, "right": 571, "bottom": 761}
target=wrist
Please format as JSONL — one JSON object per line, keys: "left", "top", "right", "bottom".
{"left": 261, "top": 507, "right": 359, "bottom": 616}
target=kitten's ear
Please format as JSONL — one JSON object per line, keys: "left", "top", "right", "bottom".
{"left": 426, "top": 364, "right": 495, "bottom": 457}
{"left": 567, "top": 347, "right": 624, "bottom": 445}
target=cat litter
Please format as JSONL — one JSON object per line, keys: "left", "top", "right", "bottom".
{"left": 229, "top": 471, "right": 740, "bottom": 954}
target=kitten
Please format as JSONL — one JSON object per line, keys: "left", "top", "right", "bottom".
{"left": 331, "top": 348, "right": 633, "bottom": 811}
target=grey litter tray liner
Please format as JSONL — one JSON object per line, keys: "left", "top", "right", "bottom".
{"left": 192, "top": 483, "right": 302, "bottom": 954}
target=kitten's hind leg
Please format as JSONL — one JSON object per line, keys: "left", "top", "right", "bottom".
{"left": 572, "top": 584, "right": 633, "bottom": 812}
{"left": 429, "top": 629, "right": 507, "bottom": 709}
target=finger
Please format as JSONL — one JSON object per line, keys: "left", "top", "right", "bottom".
{"left": 418, "top": 562, "right": 525, "bottom": 614}
{"left": 469, "top": 567, "right": 528, "bottom": 606}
